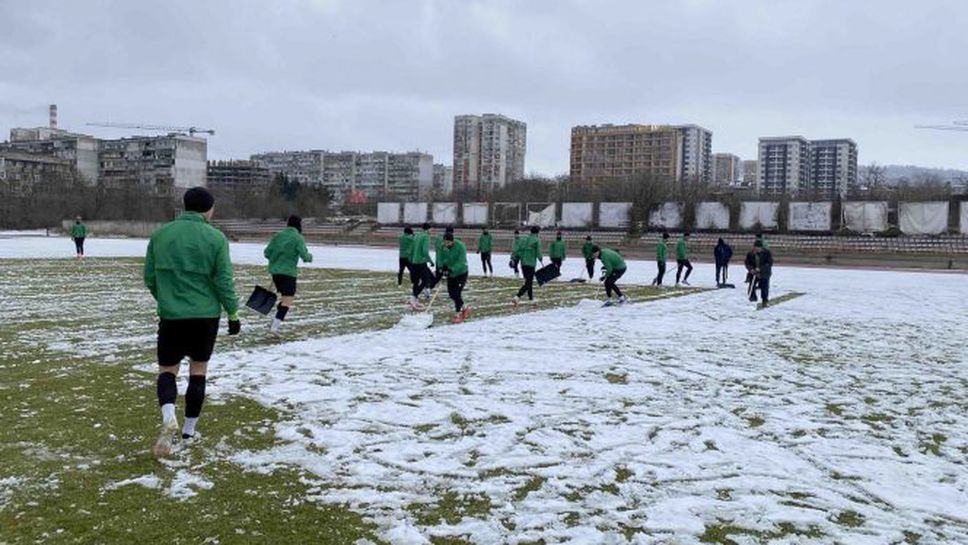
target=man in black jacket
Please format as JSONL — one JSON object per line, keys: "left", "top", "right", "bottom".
{"left": 744, "top": 244, "right": 758, "bottom": 302}
{"left": 753, "top": 240, "right": 773, "bottom": 307}
{"left": 714, "top": 238, "right": 733, "bottom": 286}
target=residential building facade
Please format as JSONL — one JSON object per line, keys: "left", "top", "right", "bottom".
{"left": 674, "top": 125, "right": 713, "bottom": 183}
{"left": 206, "top": 160, "right": 271, "bottom": 191}
{"left": 251, "top": 150, "right": 433, "bottom": 201}
{"left": 742, "top": 160, "right": 759, "bottom": 185}
{"left": 432, "top": 163, "right": 453, "bottom": 197}
{"left": 757, "top": 136, "right": 858, "bottom": 195}
{"left": 4, "top": 128, "right": 100, "bottom": 184}
{"left": 712, "top": 153, "right": 742, "bottom": 184}
{"left": 98, "top": 134, "right": 207, "bottom": 191}
{"left": 453, "top": 113, "right": 526, "bottom": 193}
{"left": 0, "top": 150, "right": 74, "bottom": 192}
{"left": 569, "top": 124, "right": 682, "bottom": 184}
{"left": 810, "top": 139, "right": 858, "bottom": 196}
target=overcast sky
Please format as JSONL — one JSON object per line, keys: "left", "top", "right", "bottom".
{"left": 1, "top": 0, "right": 966, "bottom": 175}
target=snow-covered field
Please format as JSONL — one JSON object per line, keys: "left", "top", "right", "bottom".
{"left": 2, "top": 235, "right": 967, "bottom": 544}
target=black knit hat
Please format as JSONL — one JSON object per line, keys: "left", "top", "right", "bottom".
{"left": 444, "top": 233, "right": 454, "bottom": 241}
{"left": 445, "top": 226, "right": 454, "bottom": 233}
{"left": 422, "top": 222, "right": 431, "bottom": 230}
{"left": 530, "top": 226, "right": 540, "bottom": 234}
{"left": 184, "top": 187, "right": 214, "bottom": 213}
{"left": 287, "top": 215, "right": 303, "bottom": 233}
{"left": 404, "top": 226, "right": 414, "bottom": 235}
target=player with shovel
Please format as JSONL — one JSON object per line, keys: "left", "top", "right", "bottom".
{"left": 263, "top": 215, "right": 313, "bottom": 333}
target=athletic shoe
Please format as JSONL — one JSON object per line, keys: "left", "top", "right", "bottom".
{"left": 270, "top": 317, "right": 282, "bottom": 333}
{"left": 682, "top": 280, "right": 691, "bottom": 286}
{"left": 602, "top": 298, "right": 614, "bottom": 307}
{"left": 420, "top": 288, "right": 432, "bottom": 301}
{"left": 511, "top": 296, "right": 520, "bottom": 309}
{"left": 409, "top": 296, "right": 424, "bottom": 311}
{"left": 618, "top": 295, "right": 629, "bottom": 305}
{"left": 152, "top": 418, "right": 180, "bottom": 458}
{"left": 461, "top": 306, "right": 472, "bottom": 320}
{"left": 675, "top": 282, "right": 680, "bottom": 287}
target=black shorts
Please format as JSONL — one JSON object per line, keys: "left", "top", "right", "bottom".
{"left": 157, "top": 318, "right": 220, "bottom": 366}
{"left": 272, "top": 274, "right": 297, "bottom": 296}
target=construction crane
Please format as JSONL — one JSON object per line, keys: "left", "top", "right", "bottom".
{"left": 915, "top": 120, "right": 968, "bottom": 132}
{"left": 86, "top": 122, "right": 215, "bottom": 136}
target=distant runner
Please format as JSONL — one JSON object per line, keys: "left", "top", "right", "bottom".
{"left": 511, "top": 226, "right": 542, "bottom": 308}
{"left": 675, "top": 232, "right": 693, "bottom": 286}
{"left": 651, "top": 232, "right": 669, "bottom": 286}
{"left": 71, "top": 217, "right": 87, "bottom": 259}
{"left": 398, "top": 226, "right": 414, "bottom": 286}
{"left": 264, "top": 215, "right": 313, "bottom": 333}
{"left": 593, "top": 246, "right": 628, "bottom": 306}
{"left": 477, "top": 228, "right": 493, "bottom": 278}
{"left": 714, "top": 238, "right": 733, "bottom": 286}
{"left": 144, "top": 187, "right": 240, "bottom": 457}
{"left": 581, "top": 235, "right": 596, "bottom": 280}
{"left": 439, "top": 232, "right": 471, "bottom": 323}
{"left": 549, "top": 231, "right": 566, "bottom": 273}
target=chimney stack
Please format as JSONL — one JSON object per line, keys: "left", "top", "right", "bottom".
{"left": 49, "top": 104, "right": 57, "bottom": 129}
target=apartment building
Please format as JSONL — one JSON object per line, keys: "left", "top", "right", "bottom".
{"left": 0, "top": 150, "right": 74, "bottom": 193}
{"left": 757, "top": 136, "right": 857, "bottom": 195}
{"left": 712, "top": 153, "right": 742, "bottom": 184}
{"left": 432, "top": 163, "right": 453, "bottom": 197}
{"left": 206, "top": 160, "right": 271, "bottom": 191}
{"left": 674, "top": 125, "right": 713, "bottom": 183}
{"left": 453, "top": 113, "right": 526, "bottom": 193}
{"left": 569, "top": 124, "right": 682, "bottom": 184}
{"left": 810, "top": 139, "right": 858, "bottom": 196}
{"left": 252, "top": 150, "right": 433, "bottom": 202}
{"left": 97, "top": 134, "right": 207, "bottom": 192}
{"left": 3, "top": 128, "right": 100, "bottom": 184}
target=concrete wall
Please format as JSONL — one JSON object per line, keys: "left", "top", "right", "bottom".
{"left": 62, "top": 219, "right": 164, "bottom": 238}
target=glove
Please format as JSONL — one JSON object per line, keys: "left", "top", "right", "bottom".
{"left": 228, "top": 312, "right": 241, "bottom": 336}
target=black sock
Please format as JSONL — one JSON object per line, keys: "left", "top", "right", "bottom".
{"left": 157, "top": 372, "right": 177, "bottom": 406}
{"left": 185, "top": 375, "right": 206, "bottom": 419}
{"left": 275, "top": 305, "right": 290, "bottom": 321}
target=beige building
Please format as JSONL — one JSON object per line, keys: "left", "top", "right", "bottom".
{"left": 713, "top": 153, "right": 742, "bottom": 184}
{"left": 569, "top": 124, "right": 682, "bottom": 184}
{"left": 742, "top": 160, "right": 759, "bottom": 185}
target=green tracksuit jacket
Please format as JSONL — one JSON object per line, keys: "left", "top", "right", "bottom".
{"left": 71, "top": 223, "right": 87, "bottom": 238}
{"left": 144, "top": 212, "right": 239, "bottom": 320}
{"left": 517, "top": 234, "right": 542, "bottom": 268}
{"left": 411, "top": 231, "right": 433, "bottom": 266}
{"left": 549, "top": 240, "right": 566, "bottom": 260}
{"left": 657, "top": 241, "right": 668, "bottom": 263}
{"left": 599, "top": 248, "right": 626, "bottom": 275}
{"left": 477, "top": 233, "right": 493, "bottom": 253}
{"left": 581, "top": 241, "right": 595, "bottom": 260}
{"left": 439, "top": 240, "right": 469, "bottom": 277}
{"left": 399, "top": 233, "right": 414, "bottom": 259}
{"left": 264, "top": 226, "right": 313, "bottom": 277}
{"left": 676, "top": 237, "right": 689, "bottom": 260}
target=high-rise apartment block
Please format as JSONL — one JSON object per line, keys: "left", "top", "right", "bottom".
{"left": 453, "top": 114, "right": 526, "bottom": 193}
{"left": 251, "top": 150, "right": 433, "bottom": 202}
{"left": 757, "top": 136, "right": 857, "bottom": 195}
{"left": 674, "top": 125, "right": 713, "bottom": 183}
{"left": 4, "top": 128, "right": 100, "bottom": 184}
{"left": 712, "top": 153, "right": 742, "bottom": 184}
{"left": 570, "top": 124, "right": 682, "bottom": 184}
{"left": 570, "top": 123, "right": 713, "bottom": 184}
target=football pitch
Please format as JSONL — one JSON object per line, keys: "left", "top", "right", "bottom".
{"left": 1, "top": 248, "right": 966, "bottom": 544}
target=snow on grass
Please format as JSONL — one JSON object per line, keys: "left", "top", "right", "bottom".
{"left": 1, "top": 236, "right": 966, "bottom": 543}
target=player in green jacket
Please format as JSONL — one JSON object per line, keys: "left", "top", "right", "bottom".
{"left": 408, "top": 223, "right": 435, "bottom": 309}
{"left": 264, "top": 215, "right": 313, "bottom": 333}
{"left": 434, "top": 226, "right": 453, "bottom": 286}
{"left": 549, "top": 231, "right": 566, "bottom": 273}
{"left": 651, "top": 232, "right": 669, "bottom": 286}
{"left": 477, "top": 228, "right": 493, "bottom": 277}
{"left": 512, "top": 226, "right": 543, "bottom": 308}
{"left": 439, "top": 233, "right": 472, "bottom": 323}
{"left": 398, "top": 226, "right": 414, "bottom": 286}
{"left": 71, "top": 217, "right": 87, "bottom": 259}
{"left": 581, "top": 235, "right": 596, "bottom": 279}
{"left": 509, "top": 229, "right": 522, "bottom": 277}
{"left": 144, "top": 187, "right": 239, "bottom": 457}
{"left": 675, "top": 232, "right": 693, "bottom": 286}
{"left": 592, "top": 245, "right": 628, "bottom": 306}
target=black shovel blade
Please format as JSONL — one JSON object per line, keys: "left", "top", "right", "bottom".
{"left": 245, "top": 285, "right": 278, "bottom": 315}
{"left": 535, "top": 263, "right": 561, "bottom": 286}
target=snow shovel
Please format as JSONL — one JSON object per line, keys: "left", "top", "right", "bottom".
{"left": 245, "top": 285, "right": 277, "bottom": 315}
{"left": 396, "top": 282, "right": 444, "bottom": 329}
